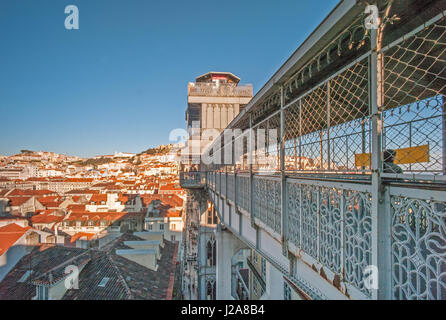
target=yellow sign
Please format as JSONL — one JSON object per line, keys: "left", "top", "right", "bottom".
{"left": 355, "top": 153, "right": 371, "bottom": 167}
{"left": 394, "top": 145, "right": 429, "bottom": 164}
{"left": 355, "top": 144, "right": 430, "bottom": 167}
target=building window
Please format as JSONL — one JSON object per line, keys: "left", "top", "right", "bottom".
{"left": 207, "top": 209, "right": 212, "bottom": 225}
{"left": 171, "top": 235, "right": 176, "bottom": 241}
{"left": 284, "top": 282, "right": 291, "bottom": 300}
{"left": 213, "top": 208, "right": 217, "bottom": 224}
{"left": 208, "top": 206, "right": 217, "bottom": 224}
{"left": 98, "top": 277, "right": 110, "bottom": 287}
{"left": 207, "top": 203, "right": 217, "bottom": 225}
{"left": 37, "top": 285, "right": 49, "bottom": 300}
{"left": 253, "top": 252, "right": 258, "bottom": 264}
{"left": 171, "top": 223, "right": 176, "bottom": 230}
{"left": 261, "top": 258, "right": 266, "bottom": 280}
{"left": 206, "top": 280, "right": 216, "bottom": 300}
{"left": 159, "top": 223, "right": 164, "bottom": 230}
{"left": 207, "top": 238, "right": 216, "bottom": 267}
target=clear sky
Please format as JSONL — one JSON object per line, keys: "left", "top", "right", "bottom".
{"left": 0, "top": 0, "right": 338, "bottom": 158}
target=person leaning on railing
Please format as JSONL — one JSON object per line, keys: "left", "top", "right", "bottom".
{"left": 383, "top": 149, "right": 403, "bottom": 174}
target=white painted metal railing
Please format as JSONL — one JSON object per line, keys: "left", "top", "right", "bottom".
{"left": 388, "top": 185, "right": 446, "bottom": 299}
{"left": 208, "top": 171, "right": 446, "bottom": 299}
{"left": 187, "top": 0, "right": 446, "bottom": 300}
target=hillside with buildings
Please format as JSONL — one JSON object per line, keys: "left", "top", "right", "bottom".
{"left": 0, "top": 146, "right": 185, "bottom": 300}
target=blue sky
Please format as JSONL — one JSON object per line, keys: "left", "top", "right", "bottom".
{"left": 0, "top": 0, "right": 338, "bottom": 158}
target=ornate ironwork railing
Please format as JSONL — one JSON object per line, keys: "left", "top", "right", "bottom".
{"left": 221, "top": 173, "right": 226, "bottom": 198}
{"left": 227, "top": 174, "right": 235, "bottom": 202}
{"left": 252, "top": 175, "right": 281, "bottom": 234}
{"left": 389, "top": 186, "right": 446, "bottom": 299}
{"left": 209, "top": 171, "right": 446, "bottom": 299}
{"left": 287, "top": 178, "right": 372, "bottom": 297}
{"left": 236, "top": 174, "right": 250, "bottom": 213}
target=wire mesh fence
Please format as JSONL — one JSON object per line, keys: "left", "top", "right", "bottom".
{"left": 199, "top": 1, "right": 446, "bottom": 180}
{"left": 381, "top": 15, "right": 446, "bottom": 175}
{"left": 282, "top": 57, "right": 371, "bottom": 174}
{"left": 266, "top": 113, "right": 281, "bottom": 173}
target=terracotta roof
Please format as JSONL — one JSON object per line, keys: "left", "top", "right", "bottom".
{"left": 166, "top": 209, "right": 181, "bottom": 218}
{"left": 148, "top": 203, "right": 182, "bottom": 218}
{"left": 159, "top": 184, "right": 182, "bottom": 191}
{"left": 64, "top": 178, "right": 94, "bottom": 183}
{"left": 117, "top": 194, "right": 138, "bottom": 203}
{"left": 71, "top": 196, "right": 82, "bottom": 203}
{"left": 66, "top": 211, "right": 127, "bottom": 222}
{"left": 37, "top": 196, "right": 60, "bottom": 204}
{"left": 65, "top": 189, "right": 99, "bottom": 195}
{"left": 7, "top": 189, "right": 55, "bottom": 197}
{"left": 31, "top": 211, "right": 64, "bottom": 225}
{"left": 64, "top": 211, "right": 130, "bottom": 228}
{"left": 91, "top": 182, "right": 116, "bottom": 188}
{"left": 7, "top": 196, "right": 32, "bottom": 207}
{"left": 67, "top": 204, "right": 86, "bottom": 211}
{"left": 42, "top": 201, "right": 64, "bottom": 208}
{"left": 34, "top": 209, "right": 56, "bottom": 215}
{"left": 26, "top": 177, "right": 48, "bottom": 182}
{"left": 140, "top": 194, "right": 183, "bottom": 208}
{"left": 0, "top": 223, "right": 32, "bottom": 256}
{"left": 70, "top": 232, "right": 96, "bottom": 243}
{"left": 89, "top": 194, "right": 107, "bottom": 203}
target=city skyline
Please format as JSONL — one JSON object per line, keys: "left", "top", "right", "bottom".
{"left": 0, "top": 0, "right": 337, "bottom": 157}
{"left": 0, "top": 145, "right": 173, "bottom": 159}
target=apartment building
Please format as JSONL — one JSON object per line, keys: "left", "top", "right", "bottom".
{"left": 144, "top": 198, "right": 183, "bottom": 243}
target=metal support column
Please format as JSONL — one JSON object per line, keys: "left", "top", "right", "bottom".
{"left": 280, "top": 86, "right": 288, "bottom": 257}
{"left": 370, "top": 26, "right": 391, "bottom": 300}
{"left": 249, "top": 114, "right": 256, "bottom": 228}
{"left": 327, "top": 81, "right": 331, "bottom": 171}
{"left": 442, "top": 95, "right": 446, "bottom": 175}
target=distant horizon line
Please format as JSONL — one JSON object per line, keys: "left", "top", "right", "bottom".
{"left": 0, "top": 143, "right": 175, "bottom": 159}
